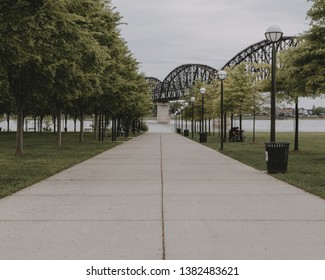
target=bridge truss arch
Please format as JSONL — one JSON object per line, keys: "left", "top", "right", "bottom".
{"left": 145, "top": 77, "right": 162, "bottom": 100}
{"left": 156, "top": 64, "right": 218, "bottom": 101}
{"left": 148, "top": 37, "right": 298, "bottom": 101}
{"left": 221, "top": 36, "right": 298, "bottom": 73}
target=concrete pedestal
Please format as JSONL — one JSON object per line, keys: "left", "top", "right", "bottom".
{"left": 157, "top": 102, "right": 170, "bottom": 123}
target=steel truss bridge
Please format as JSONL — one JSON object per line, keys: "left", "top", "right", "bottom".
{"left": 146, "top": 36, "right": 297, "bottom": 101}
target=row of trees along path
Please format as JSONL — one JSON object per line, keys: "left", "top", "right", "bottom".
{"left": 0, "top": 0, "right": 152, "bottom": 155}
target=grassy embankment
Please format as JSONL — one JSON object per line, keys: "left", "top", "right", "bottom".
{"left": 193, "top": 131, "right": 325, "bottom": 199}
{"left": 0, "top": 132, "right": 132, "bottom": 199}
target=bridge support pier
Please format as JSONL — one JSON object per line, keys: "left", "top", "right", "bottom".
{"left": 157, "top": 102, "right": 170, "bottom": 123}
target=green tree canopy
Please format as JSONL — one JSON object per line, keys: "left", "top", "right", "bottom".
{"left": 281, "top": 0, "right": 325, "bottom": 97}
{"left": 223, "top": 64, "right": 255, "bottom": 115}
{"left": 0, "top": 0, "right": 152, "bottom": 153}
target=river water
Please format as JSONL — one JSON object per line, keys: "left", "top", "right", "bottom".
{"left": 148, "top": 118, "right": 325, "bottom": 133}
{"left": 240, "top": 119, "right": 325, "bottom": 132}
{"left": 1, "top": 118, "right": 325, "bottom": 133}
{"left": 0, "top": 119, "right": 93, "bottom": 133}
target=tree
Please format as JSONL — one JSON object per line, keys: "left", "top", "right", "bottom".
{"left": 0, "top": 74, "right": 15, "bottom": 132}
{"left": 0, "top": 0, "right": 46, "bottom": 155}
{"left": 313, "top": 106, "right": 325, "bottom": 116}
{"left": 65, "top": 0, "right": 116, "bottom": 141}
{"left": 278, "top": 0, "right": 324, "bottom": 150}
{"left": 222, "top": 64, "right": 256, "bottom": 139}
{"left": 282, "top": 0, "right": 325, "bottom": 96}
{"left": 304, "top": 0, "right": 325, "bottom": 93}
{"left": 224, "top": 64, "right": 255, "bottom": 115}
{"left": 39, "top": 0, "right": 111, "bottom": 146}
{"left": 0, "top": 0, "right": 152, "bottom": 153}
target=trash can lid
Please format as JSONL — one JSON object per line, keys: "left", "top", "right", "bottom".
{"left": 265, "top": 142, "right": 290, "bottom": 147}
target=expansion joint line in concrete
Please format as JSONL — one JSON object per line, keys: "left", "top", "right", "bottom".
{"left": 160, "top": 134, "right": 166, "bottom": 260}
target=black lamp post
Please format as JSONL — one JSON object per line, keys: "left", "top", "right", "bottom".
{"left": 218, "top": 70, "right": 227, "bottom": 150}
{"left": 191, "top": 96, "right": 195, "bottom": 138}
{"left": 183, "top": 102, "right": 189, "bottom": 136}
{"left": 199, "top": 87, "right": 208, "bottom": 143}
{"left": 200, "top": 87, "right": 206, "bottom": 132}
{"left": 184, "top": 102, "right": 188, "bottom": 130}
{"left": 265, "top": 25, "right": 283, "bottom": 142}
{"left": 178, "top": 109, "right": 181, "bottom": 133}
{"left": 252, "top": 105, "right": 256, "bottom": 143}
{"left": 174, "top": 112, "right": 177, "bottom": 132}
{"left": 181, "top": 105, "right": 184, "bottom": 133}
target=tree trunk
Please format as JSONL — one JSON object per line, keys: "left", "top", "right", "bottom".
{"left": 93, "top": 111, "right": 98, "bottom": 140}
{"left": 52, "top": 115, "right": 56, "bottom": 133}
{"left": 111, "top": 117, "right": 117, "bottom": 142}
{"left": 39, "top": 116, "right": 43, "bottom": 134}
{"left": 64, "top": 114, "right": 68, "bottom": 133}
{"left": 125, "top": 119, "right": 130, "bottom": 138}
{"left": 294, "top": 98, "right": 299, "bottom": 151}
{"left": 230, "top": 113, "right": 234, "bottom": 129}
{"left": 101, "top": 114, "right": 105, "bottom": 141}
{"left": 117, "top": 118, "right": 121, "bottom": 137}
{"left": 98, "top": 114, "right": 101, "bottom": 141}
{"left": 239, "top": 113, "right": 243, "bottom": 141}
{"left": 34, "top": 117, "right": 37, "bottom": 132}
{"left": 79, "top": 113, "right": 84, "bottom": 142}
{"left": 223, "top": 113, "right": 227, "bottom": 142}
{"left": 15, "top": 111, "right": 24, "bottom": 156}
{"left": 6, "top": 113, "right": 10, "bottom": 133}
{"left": 98, "top": 114, "right": 102, "bottom": 141}
{"left": 57, "top": 112, "right": 62, "bottom": 147}
{"left": 132, "top": 119, "right": 136, "bottom": 135}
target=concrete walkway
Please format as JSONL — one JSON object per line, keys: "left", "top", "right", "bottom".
{"left": 1, "top": 132, "right": 325, "bottom": 259}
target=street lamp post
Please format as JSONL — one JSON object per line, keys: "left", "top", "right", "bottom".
{"left": 200, "top": 87, "right": 206, "bottom": 133}
{"left": 184, "top": 102, "right": 188, "bottom": 130}
{"left": 265, "top": 25, "right": 283, "bottom": 142}
{"left": 264, "top": 26, "right": 290, "bottom": 174}
{"left": 178, "top": 109, "right": 181, "bottom": 133}
{"left": 191, "top": 97, "right": 195, "bottom": 138}
{"left": 199, "top": 87, "right": 207, "bottom": 143}
{"left": 184, "top": 102, "right": 189, "bottom": 136}
{"left": 252, "top": 105, "right": 256, "bottom": 143}
{"left": 181, "top": 105, "right": 184, "bottom": 133}
{"left": 218, "top": 70, "right": 227, "bottom": 151}
{"left": 174, "top": 112, "right": 177, "bottom": 132}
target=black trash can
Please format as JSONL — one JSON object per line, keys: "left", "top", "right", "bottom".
{"left": 176, "top": 128, "right": 181, "bottom": 134}
{"left": 199, "top": 132, "right": 208, "bottom": 143}
{"left": 184, "top": 129, "right": 189, "bottom": 136}
{"left": 265, "top": 142, "right": 290, "bottom": 173}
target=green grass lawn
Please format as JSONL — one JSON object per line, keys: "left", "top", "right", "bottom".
{"left": 192, "top": 131, "right": 325, "bottom": 199}
{"left": 2, "top": 130, "right": 325, "bottom": 200}
{"left": 0, "top": 132, "right": 129, "bottom": 198}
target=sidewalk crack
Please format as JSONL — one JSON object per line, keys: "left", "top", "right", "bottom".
{"left": 160, "top": 134, "right": 166, "bottom": 260}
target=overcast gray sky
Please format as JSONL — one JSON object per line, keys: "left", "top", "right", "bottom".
{"left": 111, "top": 0, "right": 325, "bottom": 108}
